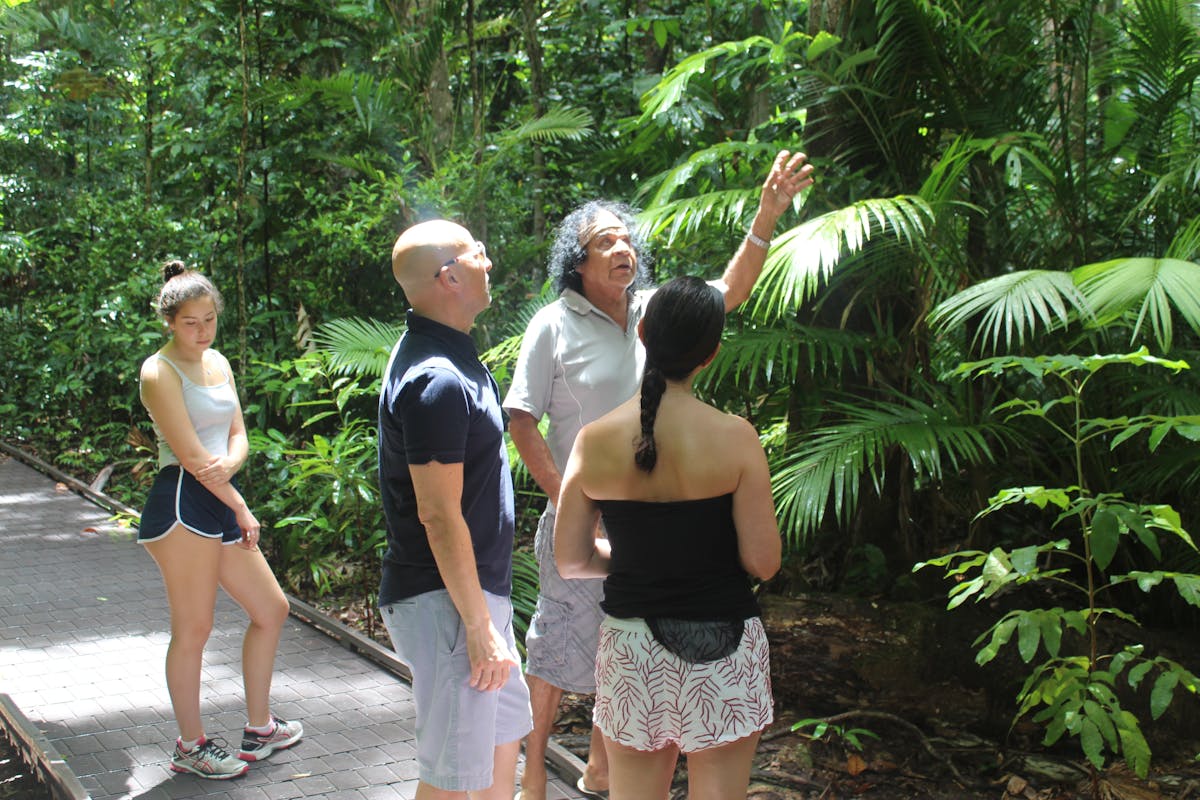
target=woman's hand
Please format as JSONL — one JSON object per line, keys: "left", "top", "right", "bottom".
{"left": 196, "top": 454, "right": 238, "bottom": 489}
{"left": 236, "top": 506, "right": 262, "bottom": 551}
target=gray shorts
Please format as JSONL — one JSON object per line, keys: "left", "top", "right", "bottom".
{"left": 524, "top": 508, "right": 605, "bottom": 693}
{"left": 381, "top": 589, "right": 533, "bottom": 791}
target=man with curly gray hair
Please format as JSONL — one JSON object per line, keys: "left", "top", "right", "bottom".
{"left": 503, "top": 151, "right": 814, "bottom": 799}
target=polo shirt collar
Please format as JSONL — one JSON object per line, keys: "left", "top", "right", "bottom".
{"left": 561, "top": 287, "right": 637, "bottom": 325}
{"left": 406, "top": 309, "right": 479, "bottom": 360}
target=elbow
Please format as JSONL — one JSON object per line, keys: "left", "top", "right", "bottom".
{"left": 555, "top": 551, "right": 587, "bottom": 580}
{"left": 742, "top": 550, "right": 781, "bottom": 582}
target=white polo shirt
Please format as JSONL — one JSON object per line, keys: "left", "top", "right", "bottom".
{"left": 503, "top": 287, "right": 655, "bottom": 503}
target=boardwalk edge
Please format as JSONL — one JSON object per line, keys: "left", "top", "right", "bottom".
{"left": 0, "top": 694, "right": 91, "bottom": 800}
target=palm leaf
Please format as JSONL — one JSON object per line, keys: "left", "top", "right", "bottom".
{"left": 495, "top": 104, "right": 594, "bottom": 147}
{"left": 1074, "top": 258, "right": 1200, "bottom": 352}
{"left": 771, "top": 393, "right": 999, "bottom": 550}
{"left": 748, "top": 196, "right": 934, "bottom": 320}
{"left": 928, "top": 270, "right": 1093, "bottom": 351}
{"left": 313, "top": 317, "right": 406, "bottom": 379}
{"left": 637, "top": 36, "right": 775, "bottom": 124}
{"left": 699, "top": 323, "right": 871, "bottom": 394}
{"left": 480, "top": 281, "right": 558, "bottom": 371}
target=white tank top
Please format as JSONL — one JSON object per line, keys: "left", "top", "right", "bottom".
{"left": 143, "top": 352, "right": 237, "bottom": 469}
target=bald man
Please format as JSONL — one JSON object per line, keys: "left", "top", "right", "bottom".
{"left": 377, "top": 220, "right": 532, "bottom": 799}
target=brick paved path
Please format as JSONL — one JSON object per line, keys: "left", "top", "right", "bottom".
{"left": 0, "top": 455, "right": 582, "bottom": 800}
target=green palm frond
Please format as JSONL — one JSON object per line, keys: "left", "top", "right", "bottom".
{"left": 1166, "top": 215, "right": 1200, "bottom": 261}
{"left": 637, "top": 35, "right": 776, "bottom": 124}
{"left": 928, "top": 270, "right": 1093, "bottom": 351}
{"left": 1074, "top": 258, "right": 1200, "bottom": 352}
{"left": 480, "top": 282, "right": 558, "bottom": 371}
{"left": 495, "top": 104, "right": 594, "bottom": 147}
{"left": 771, "top": 393, "right": 999, "bottom": 550}
{"left": 313, "top": 317, "right": 405, "bottom": 379}
{"left": 699, "top": 323, "right": 872, "bottom": 394}
{"left": 748, "top": 196, "right": 934, "bottom": 321}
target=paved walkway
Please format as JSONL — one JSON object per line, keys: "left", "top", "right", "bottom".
{"left": 0, "top": 455, "right": 582, "bottom": 800}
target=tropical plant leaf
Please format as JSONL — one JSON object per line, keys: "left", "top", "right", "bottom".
{"left": 771, "top": 391, "right": 998, "bottom": 548}
{"left": 313, "top": 317, "right": 405, "bottom": 379}
{"left": 748, "top": 196, "right": 934, "bottom": 321}
{"left": 1074, "top": 258, "right": 1200, "bottom": 352}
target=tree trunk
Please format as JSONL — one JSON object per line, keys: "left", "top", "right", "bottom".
{"left": 521, "top": 0, "right": 548, "bottom": 253}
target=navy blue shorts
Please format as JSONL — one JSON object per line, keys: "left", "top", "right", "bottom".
{"left": 138, "top": 466, "right": 242, "bottom": 545}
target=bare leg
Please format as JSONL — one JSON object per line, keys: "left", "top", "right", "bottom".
{"left": 603, "top": 732, "right": 676, "bottom": 800}
{"left": 518, "top": 674, "right": 563, "bottom": 799}
{"left": 474, "top": 738, "right": 521, "bottom": 800}
{"left": 218, "top": 545, "right": 290, "bottom": 727}
{"left": 580, "top": 723, "right": 609, "bottom": 792}
{"left": 409, "top": 738, "right": 521, "bottom": 800}
{"left": 683, "top": 732, "right": 761, "bottom": 800}
{"left": 144, "top": 525, "right": 222, "bottom": 742}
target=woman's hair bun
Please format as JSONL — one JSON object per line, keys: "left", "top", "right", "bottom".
{"left": 162, "top": 259, "right": 187, "bottom": 282}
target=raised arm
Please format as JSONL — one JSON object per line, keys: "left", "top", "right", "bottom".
{"left": 409, "top": 460, "right": 519, "bottom": 692}
{"left": 713, "top": 150, "right": 816, "bottom": 311}
{"left": 729, "top": 417, "right": 782, "bottom": 580}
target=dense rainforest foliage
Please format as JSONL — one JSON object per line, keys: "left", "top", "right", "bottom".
{"left": 3, "top": 0, "right": 1200, "bottom": 783}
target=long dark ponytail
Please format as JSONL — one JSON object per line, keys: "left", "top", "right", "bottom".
{"left": 634, "top": 276, "right": 725, "bottom": 472}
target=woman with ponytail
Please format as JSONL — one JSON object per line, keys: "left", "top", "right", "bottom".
{"left": 554, "top": 276, "right": 781, "bottom": 799}
{"left": 138, "top": 261, "right": 301, "bottom": 779}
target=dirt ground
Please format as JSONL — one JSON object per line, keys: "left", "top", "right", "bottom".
{"left": 547, "top": 594, "right": 1200, "bottom": 800}
{"left": 315, "top": 586, "right": 1200, "bottom": 800}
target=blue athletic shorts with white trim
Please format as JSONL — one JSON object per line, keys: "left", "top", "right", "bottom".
{"left": 138, "top": 465, "right": 242, "bottom": 545}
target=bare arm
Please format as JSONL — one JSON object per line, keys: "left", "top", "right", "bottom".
{"left": 409, "top": 460, "right": 518, "bottom": 691}
{"left": 139, "top": 357, "right": 260, "bottom": 548}
{"left": 713, "top": 150, "right": 816, "bottom": 311}
{"left": 554, "top": 433, "right": 611, "bottom": 579}
{"left": 730, "top": 418, "right": 782, "bottom": 580}
{"left": 507, "top": 409, "right": 562, "bottom": 504}
{"left": 194, "top": 352, "right": 248, "bottom": 490}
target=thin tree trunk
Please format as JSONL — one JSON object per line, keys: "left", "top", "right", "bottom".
{"left": 521, "top": 0, "right": 547, "bottom": 251}
{"left": 234, "top": 0, "right": 251, "bottom": 376}
{"left": 142, "top": 47, "right": 154, "bottom": 210}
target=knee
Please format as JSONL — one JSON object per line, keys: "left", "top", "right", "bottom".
{"left": 250, "top": 590, "right": 290, "bottom": 631}
{"left": 171, "top": 616, "right": 214, "bottom": 649}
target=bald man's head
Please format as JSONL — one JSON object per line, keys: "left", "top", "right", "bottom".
{"left": 391, "top": 219, "right": 473, "bottom": 297}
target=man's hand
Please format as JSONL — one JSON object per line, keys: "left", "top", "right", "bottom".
{"left": 758, "top": 150, "right": 815, "bottom": 221}
{"left": 466, "top": 621, "right": 520, "bottom": 691}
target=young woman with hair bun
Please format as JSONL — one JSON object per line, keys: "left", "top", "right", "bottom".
{"left": 554, "top": 275, "right": 781, "bottom": 799}
{"left": 138, "top": 260, "right": 301, "bottom": 779}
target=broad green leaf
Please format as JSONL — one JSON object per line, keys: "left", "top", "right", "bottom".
{"left": 1115, "top": 713, "right": 1151, "bottom": 778}
{"left": 1151, "top": 672, "right": 1179, "bottom": 719}
{"left": 1172, "top": 575, "right": 1200, "bottom": 607}
{"left": 1080, "top": 718, "right": 1105, "bottom": 771}
{"left": 1017, "top": 612, "right": 1042, "bottom": 662}
{"left": 1089, "top": 508, "right": 1120, "bottom": 571}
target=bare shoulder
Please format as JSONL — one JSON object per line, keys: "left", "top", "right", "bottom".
{"left": 139, "top": 352, "right": 168, "bottom": 384}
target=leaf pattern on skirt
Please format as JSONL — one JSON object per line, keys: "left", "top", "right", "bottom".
{"left": 593, "top": 617, "right": 773, "bottom": 752}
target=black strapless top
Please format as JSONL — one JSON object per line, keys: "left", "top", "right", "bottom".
{"left": 595, "top": 493, "right": 760, "bottom": 621}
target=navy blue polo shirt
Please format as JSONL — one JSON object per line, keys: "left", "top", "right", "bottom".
{"left": 377, "top": 310, "right": 515, "bottom": 606}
